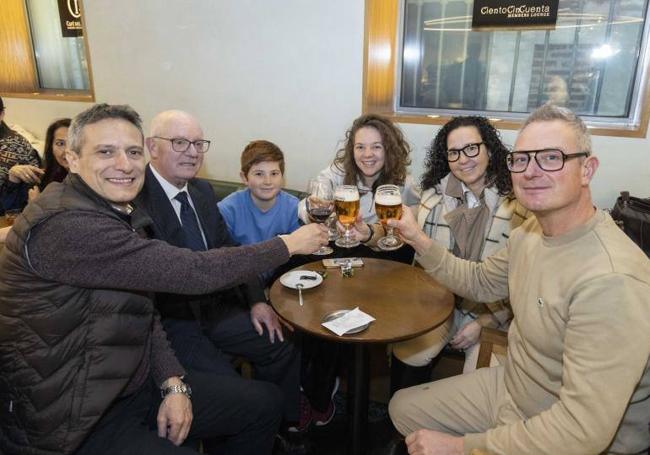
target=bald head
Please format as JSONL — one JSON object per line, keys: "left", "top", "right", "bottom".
{"left": 146, "top": 110, "right": 207, "bottom": 188}
{"left": 150, "top": 110, "right": 202, "bottom": 138}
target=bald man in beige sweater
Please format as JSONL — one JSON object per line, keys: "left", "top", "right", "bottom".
{"left": 388, "top": 105, "right": 650, "bottom": 455}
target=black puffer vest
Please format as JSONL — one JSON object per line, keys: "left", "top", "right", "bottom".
{"left": 0, "top": 176, "right": 154, "bottom": 454}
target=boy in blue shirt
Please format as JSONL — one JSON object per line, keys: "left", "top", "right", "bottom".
{"left": 218, "top": 140, "right": 301, "bottom": 247}
{"left": 219, "top": 141, "right": 338, "bottom": 433}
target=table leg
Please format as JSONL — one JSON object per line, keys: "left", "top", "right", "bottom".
{"left": 347, "top": 343, "right": 370, "bottom": 455}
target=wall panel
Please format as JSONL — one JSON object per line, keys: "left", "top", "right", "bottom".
{"left": 0, "top": 0, "right": 37, "bottom": 93}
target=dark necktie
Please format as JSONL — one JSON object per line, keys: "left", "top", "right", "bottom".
{"left": 174, "top": 191, "right": 206, "bottom": 251}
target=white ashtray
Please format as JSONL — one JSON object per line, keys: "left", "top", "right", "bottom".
{"left": 279, "top": 270, "right": 323, "bottom": 290}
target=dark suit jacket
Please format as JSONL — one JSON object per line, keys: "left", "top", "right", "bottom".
{"left": 135, "top": 165, "right": 265, "bottom": 321}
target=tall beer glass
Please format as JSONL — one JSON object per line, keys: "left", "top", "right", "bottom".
{"left": 375, "top": 184, "right": 403, "bottom": 251}
{"left": 334, "top": 185, "right": 360, "bottom": 248}
{"left": 305, "top": 179, "right": 334, "bottom": 255}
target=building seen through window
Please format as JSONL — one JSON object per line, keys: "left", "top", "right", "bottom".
{"left": 399, "top": 0, "right": 649, "bottom": 122}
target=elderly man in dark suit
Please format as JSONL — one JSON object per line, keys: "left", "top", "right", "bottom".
{"left": 136, "top": 110, "right": 305, "bottom": 438}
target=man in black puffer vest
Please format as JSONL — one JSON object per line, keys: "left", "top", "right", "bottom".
{"left": 0, "top": 104, "right": 328, "bottom": 455}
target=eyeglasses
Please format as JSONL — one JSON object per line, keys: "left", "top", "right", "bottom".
{"left": 153, "top": 136, "right": 211, "bottom": 153}
{"left": 446, "top": 142, "right": 483, "bottom": 162}
{"left": 506, "top": 149, "right": 589, "bottom": 173}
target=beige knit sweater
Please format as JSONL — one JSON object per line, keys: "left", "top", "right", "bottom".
{"left": 417, "top": 210, "right": 650, "bottom": 454}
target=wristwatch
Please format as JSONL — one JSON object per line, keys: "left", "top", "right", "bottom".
{"left": 161, "top": 381, "right": 192, "bottom": 399}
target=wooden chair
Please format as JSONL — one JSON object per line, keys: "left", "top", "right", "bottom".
{"left": 462, "top": 330, "right": 506, "bottom": 455}
{"left": 476, "top": 327, "right": 508, "bottom": 369}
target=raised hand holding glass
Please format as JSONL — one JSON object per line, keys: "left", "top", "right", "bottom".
{"left": 306, "top": 179, "right": 334, "bottom": 255}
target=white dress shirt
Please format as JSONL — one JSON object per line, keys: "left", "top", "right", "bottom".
{"left": 148, "top": 164, "right": 208, "bottom": 247}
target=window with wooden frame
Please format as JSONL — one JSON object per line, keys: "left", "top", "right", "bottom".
{"left": 364, "top": 0, "right": 650, "bottom": 137}
{"left": 0, "top": 0, "right": 94, "bottom": 101}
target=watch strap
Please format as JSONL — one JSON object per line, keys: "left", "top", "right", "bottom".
{"left": 161, "top": 382, "right": 192, "bottom": 399}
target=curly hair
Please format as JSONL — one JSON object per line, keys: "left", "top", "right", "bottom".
{"left": 333, "top": 114, "right": 411, "bottom": 191}
{"left": 39, "top": 118, "right": 71, "bottom": 191}
{"left": 421, "top": 116, "right": 512, "bottom": 195}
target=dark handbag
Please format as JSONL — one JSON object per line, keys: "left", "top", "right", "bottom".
{"left": 610, "top": 191, "right": 650, "bottom": 258}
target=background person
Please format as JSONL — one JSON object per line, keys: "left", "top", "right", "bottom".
{"left": 28, "top": 118, "right": 72, "bottom": 201}
{"left": 0, "top": 96, "right": 42, "bottom": 214}
{"left": 38, "top": 118, "right": 72, "bottom": 191}
{"left": 543, "top": 75, "right": 569, "bottom": 107}
{"left": 388, "top": 105, "right": 650, "bottom": 455}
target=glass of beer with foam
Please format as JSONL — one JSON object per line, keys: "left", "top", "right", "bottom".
{"left": 375, "top": 184, "right": 403, "bottom": 251}
{"left": 334, "top": 185, "right": 360, "bottom": 248}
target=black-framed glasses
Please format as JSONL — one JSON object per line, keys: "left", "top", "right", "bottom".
{"left": 506, "top": 149, "right": 589, "bottom": 173}
{"left": 446, "top": 142, "right": 483, "bottom": 162}
{"left": 153, "top": 136, "right": 211, "bottom": 153}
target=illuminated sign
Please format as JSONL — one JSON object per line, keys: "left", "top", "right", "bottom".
{"left": 472, "top": 0, "right": 559, "bottom": 30}
{"left": 57, "top": 0, "right": 83, "bottom": 38}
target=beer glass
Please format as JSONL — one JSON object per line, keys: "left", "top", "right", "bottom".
{"left": 375, "top": 185, "right": 403, "bottom": 251}
{"left": 305, "top": 179, "right": 334, "bottom": 255}
{"left": 3, "top": 209, "right": 20, "bottom": 227}
{"left": 334, "top": 185, "right": 360, "bottom": 248}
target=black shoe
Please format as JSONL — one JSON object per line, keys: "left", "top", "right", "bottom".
{"left": 273, "top": 432, "right": 311, "bottom": 455}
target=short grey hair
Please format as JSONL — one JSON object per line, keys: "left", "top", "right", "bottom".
{"left": 68, "top": 103, "right": 143, "bottom": 154}
{"left": 521, "top": 104, "right": 592, "bottom": 154}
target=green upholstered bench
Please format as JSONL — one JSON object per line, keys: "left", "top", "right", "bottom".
{"left": 206, "top": 178, "right": 306, "bottom": 202}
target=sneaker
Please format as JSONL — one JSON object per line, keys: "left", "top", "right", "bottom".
{"left": 312, "top": 376, "right": 339, "bottom": 427}
{"left": 287, "top": 394, "right": 312, "bottom": 433}
{"left": 312, "top": 400, "right": 335, "bottom": 427}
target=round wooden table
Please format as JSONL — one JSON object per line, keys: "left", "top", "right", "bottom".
{"left": 270, "top": 258, "right": 454, "bottom": 455}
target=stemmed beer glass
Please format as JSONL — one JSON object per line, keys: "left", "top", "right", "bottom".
{"left": 375, "top": 184, "right": 404, "bottom": 251}
{"left": 334, "top": 185, "right": 360, "bottom": 248}
{"left": 306, "top": 179, "right": 334, "bottom": 255}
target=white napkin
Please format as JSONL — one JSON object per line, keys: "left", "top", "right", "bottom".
{"left": 322, "top": 307, "right": 375, "bottom": 336}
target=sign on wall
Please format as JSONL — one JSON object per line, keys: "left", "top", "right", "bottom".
{"left": 57, "top": 0, "right": 83, "bottom": 38}
{"left": 472, "top": 0, "right": 559, "bottom": 30}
